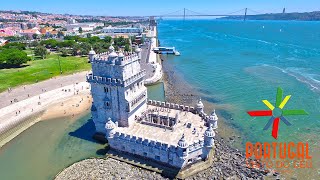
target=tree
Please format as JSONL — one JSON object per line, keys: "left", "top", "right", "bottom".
{"left": 34, "top": 46, "right": 49, "bottom": 59}
{"left": 78, "top": 27, "right": 83, "bottom": 33}
{"left": 30, "top": 41, "right": 39, "bottom": 48}
{"left": 57, "top": 31, "right": 64, "bottom": 38}
{"left": 124, "top": 44, "right": 131, "bottom": 52}
{"left": 40, "top": 39, "right": 58, "bottom": 48}
{"left": 103, "top": 36, "right": 112, "bottom": 43}
{"left": 32, "top": 33, "right": 38, "bottom": 40}
{"left": 72, "top": 44, "right": 81, "bottom": 56}
{"left": 2, "top": 42, "right": 26, "bottom": 50}
{"left": 0, "top": 49, "right": 30, "bottom": 66}
{"left": 79, "top": 42, "right": 91, "bottom": 56}
{"left": 59, "top": 48, "right": 70, "bottom": 57}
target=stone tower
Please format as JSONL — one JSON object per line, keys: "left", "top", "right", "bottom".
{"left": 87, "top": 46, "right": 147, "bottom": 134}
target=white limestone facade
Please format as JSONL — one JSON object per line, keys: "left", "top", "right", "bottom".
{"left": 87, "top": 47, "right": 218, "bottom": 169}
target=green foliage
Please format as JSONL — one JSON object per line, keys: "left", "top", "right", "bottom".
{"left": 0, "top": 54, "right": 90, "bottom": 92}
{"left": 59, "top": 48, "right": 70, "bottom": 57}
{"left": 34, "top": 46, "right": 49, "bottom": 59}
{"left": 58, "top": 40, "right": 76, "bottom": 48}
{"left": 114, "top": 36, "right": 128, "bottom": 47}
{"left": 2, "top": 42, "right": 26, "bottom": 50}
{"left": 78, "top": 27, "right": 83, "bottom": 33}
{"left": 0, "top": 48, "right": 30, "bottom": 65}
{"left": 103, "top": 36, "right": 112, "bottom": 43}
{"left": 32, "top": 33, "right": 38, "bottom": 40}
{"left": 40, "top": 39, "right": 58, "bottom": 48}
{"left": 124, "top": 44, "right": 131, "bottom": 52}
{"left": 30, "top": 41, "right": 39, "bottom": 48}
{"left": 4, "top": 36, "right": 27, "bottom": 41}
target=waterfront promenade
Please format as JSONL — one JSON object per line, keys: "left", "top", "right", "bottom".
{"left": 0, "top": 72, "right": 91, "bottom": 148}
{"left": 142, "top": 26, "right": 163, "bottom": 85}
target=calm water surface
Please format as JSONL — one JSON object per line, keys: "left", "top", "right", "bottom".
{"left": 158, "top": 19, "right": 320, "bottom": 178}
{"left": 0, "top": 84, "right": 164, "bottom": 180}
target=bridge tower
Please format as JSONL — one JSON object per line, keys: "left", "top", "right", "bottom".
{"left": 183, "top": 8, "right": 186, "bottom": 21}
{"left": 244, "top": 8, "right": 248, "bottom": 21}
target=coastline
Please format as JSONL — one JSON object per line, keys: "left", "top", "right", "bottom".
{"left": 0, "top": 76, "right": 92, "bottom": 148}
{"left": 144, "top": 26, "right": 163, "bottom": 85}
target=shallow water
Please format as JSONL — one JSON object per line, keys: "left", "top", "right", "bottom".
{"left": 0, "top": 84, "right": 164, "bottom": 180}
{"left": 158, "top": 19, "right": 320, "bottom": 178}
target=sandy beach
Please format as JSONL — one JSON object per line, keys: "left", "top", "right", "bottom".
{"left": 0, "top": 72, "right": 92, "bottom": 148}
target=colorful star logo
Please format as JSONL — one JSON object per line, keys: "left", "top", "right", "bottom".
{"left": 247, "top": 87, "right": 308, "bottom": 139}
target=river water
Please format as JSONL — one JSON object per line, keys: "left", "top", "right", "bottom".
{"left": 158, "top": 19, "right": 320, "bottom": 178}
{"left": 0, "top": 83, "right": 165, "bottom": 180}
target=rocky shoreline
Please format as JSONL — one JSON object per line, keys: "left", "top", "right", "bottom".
{"left": 55, "top": 54, "right": 278, "bottom": 179}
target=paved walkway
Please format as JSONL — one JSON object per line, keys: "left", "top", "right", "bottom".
{"left": 0, "top": 71, "right": 90, "bottom": 109}
{"left": 140, "top": 26, "right": 163, "bottom": 85}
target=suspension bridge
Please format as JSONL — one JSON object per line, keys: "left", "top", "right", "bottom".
{"left": 147, "top": 8, "right": 286, "bottom": 21}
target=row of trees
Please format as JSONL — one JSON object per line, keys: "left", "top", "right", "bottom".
{"left": 34, "top": 35, "right": 131, "bottom": 57}
{"left": 0, "top": 35, "right": 134, "bottom": 67}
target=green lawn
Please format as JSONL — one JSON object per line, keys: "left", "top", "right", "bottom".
{"left": 0, "top": 54, "right": 91, "bottom": 92}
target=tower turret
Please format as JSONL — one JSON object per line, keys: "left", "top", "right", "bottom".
{"left": 105, "top": 117, "right": 116, "bottom": 139}
{"left": 204, "top": 125, "right": 215, "bottom": 147}
{"left": 108, "top": 45, "right": 118, "bottom": 64}
{"left": 88, "top": 48, "right": 96, "bottom": 62}
{"left": 196, "top": 98, "right": 204, "bottom": 115}
{"left": 177, "top": 134, "right": 189, "bottom": 158}
{"left": 116, "top": 51, "right": 125, "bottom": 65}
{"left": 208, "top": 109, "right": 218, "bottom": 129}
{"left": 135, "top": 46, "right": 141, "bottom": 59}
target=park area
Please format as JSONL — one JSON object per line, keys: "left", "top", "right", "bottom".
{"left": 0, "top": 53, "right": 90, "bottom": 93}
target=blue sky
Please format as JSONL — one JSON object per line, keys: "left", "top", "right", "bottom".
{"left": 0, "top": 0, "right": 319, "bottom": 16}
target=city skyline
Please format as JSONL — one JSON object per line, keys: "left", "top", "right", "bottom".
{"left": 0, "top": 0, "right": 319, "bottom": 16}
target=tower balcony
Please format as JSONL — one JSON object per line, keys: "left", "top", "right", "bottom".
{"left": 123, "top": 70, "right": 146, "bottom": 87}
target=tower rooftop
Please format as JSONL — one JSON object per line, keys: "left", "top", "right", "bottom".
{"left": 113, "top": 104, "right": 205, "bottom": 146}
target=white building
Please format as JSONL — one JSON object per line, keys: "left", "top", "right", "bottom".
{"left": 87, "top": 47, "right": 218, "bottom": 168}
{"left": 101, "top": 26, "right": 143, "bottom": 34}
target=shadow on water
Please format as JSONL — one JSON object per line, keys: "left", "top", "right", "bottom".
{"left": 96, "top": 144, "right": 110, "bottom": 156}
{"left": 68, "top": 118, "right": 99, "bottom": 144}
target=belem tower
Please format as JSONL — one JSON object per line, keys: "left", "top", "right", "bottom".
{"left": 86, "top": 45, "right": 218, "bottom": 168}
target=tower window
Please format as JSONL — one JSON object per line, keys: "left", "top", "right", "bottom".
{"left": 104, "top": 87, "right": 109, "bottom": 93}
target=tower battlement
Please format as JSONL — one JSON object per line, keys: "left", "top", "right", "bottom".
{"left": 87, "top": 45, "right": 217, "bottom": 169}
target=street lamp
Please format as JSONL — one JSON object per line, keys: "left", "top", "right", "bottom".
{"left": 58, "top": 54, "right": 62, "bottom": 74}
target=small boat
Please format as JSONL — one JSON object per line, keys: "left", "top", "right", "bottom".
{"left": 153, "top": 46, "right": 180, "bottom": 56}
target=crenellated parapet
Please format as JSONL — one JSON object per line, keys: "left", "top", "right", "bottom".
{"left": 188, "top": 139, "right": 205, "bottom": 152}
{"left": 147, "top": 100, "right": 197, "bottom": 114}
{"left": 86, "top": 74, "right": 124, "bottom": 86}
{"left": 123, "top": 70, "right": 146, "bottom": 87}
{"left": 91, "top": 52, "right": 139, "bottom": 66}
{"left": 112, "top": 131, "right": 181, "bottom": 153}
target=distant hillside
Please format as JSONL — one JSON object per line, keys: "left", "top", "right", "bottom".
{"left": 220, "top": 11, "right": 320, "bottom": 21}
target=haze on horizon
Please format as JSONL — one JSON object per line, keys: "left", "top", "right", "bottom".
{"left": 0, "top": 0, "right": 319, "bottom": 16}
